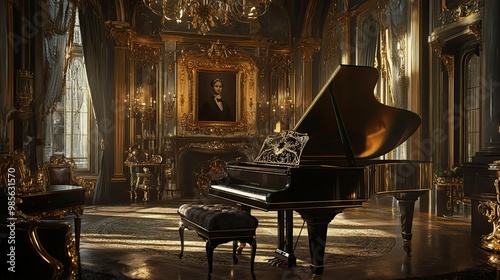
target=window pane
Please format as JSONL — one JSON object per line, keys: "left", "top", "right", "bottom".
{"left": 464, "top": 53, "right": 480, "bottom": 162}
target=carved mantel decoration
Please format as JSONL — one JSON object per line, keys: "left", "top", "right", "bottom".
{"left": 177, "top": 40, "right": 257, "bottom": 136}
{"left": 178, "top": 140, "right": 253, "bottom": 153}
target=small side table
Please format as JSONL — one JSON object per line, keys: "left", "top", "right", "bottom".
{"left": 125, "top": 162, "right": 166, "bottom": 202}
{"left": 435, "top": 176, "right": 463, "bottom": 217}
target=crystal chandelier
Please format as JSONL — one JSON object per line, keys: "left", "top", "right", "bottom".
{"left": 143, "top": 0, "right": 272, "bottom": 35}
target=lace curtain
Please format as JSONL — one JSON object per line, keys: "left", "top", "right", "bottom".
{"left": 40, "top": 0, "right": 75, "bottom": 115}
{"left": 79, "top": 2, "right": 115, "bottom": 205}
{"left": 33, "top": 0, "right": 75, "bottom": 165}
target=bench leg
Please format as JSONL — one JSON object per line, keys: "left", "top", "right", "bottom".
{"left": 232, "top": 241, "right": 238, "bottom": 264}
{"left": 178, "top": 224, "right": 185, "bottom": 259}
{"left": 250, "top": 238, "right": 257, "bottom": 280}
{"left": 206, "top": 240, "right": 215, "bottom": 280}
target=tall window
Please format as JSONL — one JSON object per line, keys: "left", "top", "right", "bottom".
{"left": 463, "top": 52, "right": 481, "bottom": 162}
{"left": 51, "top": 11, "right": 96, "bottom": 171}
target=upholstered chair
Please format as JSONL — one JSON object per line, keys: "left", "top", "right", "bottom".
{"left": 42, "top": 154, "right": 77, "bottom": 186}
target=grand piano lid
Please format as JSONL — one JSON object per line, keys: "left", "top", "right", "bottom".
{"left": 294, "top": 64, "right": 421, "bottom": 160}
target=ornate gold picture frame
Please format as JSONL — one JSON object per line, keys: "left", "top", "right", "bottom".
{"left": 177, "top": 41, "right": 257, "bottom": 136}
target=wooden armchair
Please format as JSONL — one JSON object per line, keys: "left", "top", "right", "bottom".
{"left": 41, "top": 154, "right": 95, "bottom": 197}
{"left": 42, "top": 154, "right": 77, "bottom": 186}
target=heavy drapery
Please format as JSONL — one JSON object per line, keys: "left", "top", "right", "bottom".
{"left": 0, "top": 1, "right": 8, "bottom": 145}
{"left": 79, "top": 2, "right": 115, "bottom": 205}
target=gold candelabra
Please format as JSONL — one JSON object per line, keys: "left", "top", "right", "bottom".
{"left": 130, "top": 84, "right": 156, "bottom": 123}
{"left": 164, "top": 91, "right": 176, "bottom": 119}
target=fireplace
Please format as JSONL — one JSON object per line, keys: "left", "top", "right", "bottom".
{"left": 176, "top": 142, "right": 254, "bottom": 198}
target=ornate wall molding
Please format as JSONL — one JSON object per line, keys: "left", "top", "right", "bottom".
{"left": 297, "top": 38, "right": 322, "bottom": 61}
{"left": 132, "top": 44, "right": 161, "bottom": 67}
{"left": 468, "top": 20, "right": 482, "bottom": 46}
{"left": 440, "top": 54, "right": 454, "bottom": 75}
{"left": 270, "top": 52, "right": 292, "bottom": 74}
{"left": 106, "top": 21, "right": 131, "bottom": 48}
{"left": 438, "top": 0, "right": 480, "bottom": 26}
{"left": 177, "top": 140, "right": 253, "bottom": 153}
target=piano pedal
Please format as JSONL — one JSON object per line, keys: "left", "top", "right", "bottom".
{"left": 275, "top": 259, "right": 287, "bottom": 267}
{"left": 265, "top": 256, "right": 287, "bottom": 267}
{"left": 265, "top": 257, "right": 277, "bottom": 263}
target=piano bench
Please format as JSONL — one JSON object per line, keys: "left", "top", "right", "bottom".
{"left": 177, "top": 204, "right": 258, "bottom": 280}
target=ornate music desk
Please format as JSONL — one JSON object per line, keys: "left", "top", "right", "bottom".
{"left": 1, "top": 184, "right": 85, "bottom": 279}
{"left": 15, "top": 185, "right": 86, "bottom": 247}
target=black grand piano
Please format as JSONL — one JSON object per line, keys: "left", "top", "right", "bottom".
{"left": 208, "top": 65, "right": 431, "bottom": 277}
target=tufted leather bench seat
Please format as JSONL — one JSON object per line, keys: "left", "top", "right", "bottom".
{"left": 177, "top": 204, "right": 258, "bottom": 280}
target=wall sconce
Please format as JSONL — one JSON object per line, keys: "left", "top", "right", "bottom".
{"left": 130, "top": 84, "right": 156, "bottom": 123}
{"left": 16, "top": 70, "right": 33, "bottom": 113}
{"left": 164, "top": 91, "right": 176, "bottom": 119}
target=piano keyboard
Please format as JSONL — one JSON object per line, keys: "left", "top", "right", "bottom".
{"left": 211, "top": 184, "right": 268, "bottom": 202}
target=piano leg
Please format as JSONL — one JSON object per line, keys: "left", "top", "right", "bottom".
{"left": 297, "top": 208, "right": 343, "bottom": 276}
{"left": 392, "top": 190, "right": 428, "bottom": 255}
{"left": 285, "top": 210, "right": 296, "bottom": 267}
{"left": 270, "top": 210, "right": 297, "bottom": 267}
{"left": 278, "top": 210, "right": 285, "bottom": 252}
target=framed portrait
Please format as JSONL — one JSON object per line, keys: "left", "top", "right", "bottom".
{"left": 176, "top": 41, "right": 258, "bottom": 136}
{"left": 196, "top": 70, "right": 238, "bottom": 122}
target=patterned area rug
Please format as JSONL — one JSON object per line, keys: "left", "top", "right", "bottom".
{"left": 82, "top": 205, "right": 396, "bottom": 270}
